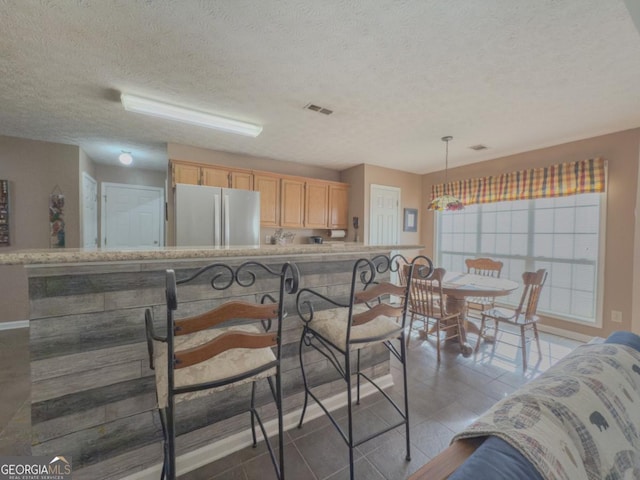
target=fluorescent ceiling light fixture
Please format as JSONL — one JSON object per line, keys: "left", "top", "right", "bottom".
{"left": 120, "top": 93, "right": 262, "bottom": 137}
{"left": 119, "top": 151, "right": 133, "bottom": 165}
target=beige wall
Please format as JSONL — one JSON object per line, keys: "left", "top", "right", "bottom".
{"left": 2, "top": 130, "right": 638, "bottom": 337}
{"left": 633, "top": 135, "right": 640, "bottom": 333}
{"left": 0, "top": 135, "right": 81, "bottom": 250}
{"left": 0, "top": 135, "right": 82, "bottom": 322}
{"left": 78, "top": 148, "right": 97, "bottom": 247}
{"left": 0, "top": 136, "right": 169, "bottom": 322}
{"left": 421, "top": 128, "right": 640, "bottom": 338}
{"left": 363, "top": 164, "right": 423, "bottom": 246}
{"left": 340, "top": 164, "right": 365, "bottom": 243}
{"left": 340, "top": 164, "right": 423, "bottom": 255}
{"left": 95, "top": 164, "right": 167, "bottom": 189}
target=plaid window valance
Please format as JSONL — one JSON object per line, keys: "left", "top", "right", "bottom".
{"left": 431, "top": 157, "right": 606, "bottom": 207}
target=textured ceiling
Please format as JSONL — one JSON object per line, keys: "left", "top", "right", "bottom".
{"left": 1, "top": 0, "right": 640, "bottom": 173}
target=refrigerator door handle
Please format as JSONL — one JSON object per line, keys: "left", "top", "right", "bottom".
{"left": 214, "top": 193, "right": 221, "bottom": 246}
{"left": 223, "top": 193, "right": 230, "bottom": 246}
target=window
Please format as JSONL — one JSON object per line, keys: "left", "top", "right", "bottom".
{"left": 435, "top": 193, "right": 604, "bottom": 324}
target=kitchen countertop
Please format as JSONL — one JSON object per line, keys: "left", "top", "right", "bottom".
{"left": 0, "top": 243, "right": 424, "bottom": 265}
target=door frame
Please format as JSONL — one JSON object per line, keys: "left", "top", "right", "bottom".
{"left": 81, "top": 172, "right": 98, "bottom": 248}
{"left": 100, "top": 182, "right": 165, "bottom": 248}
{"left": 369, "top": 184, "right": 401, "bottom": 245}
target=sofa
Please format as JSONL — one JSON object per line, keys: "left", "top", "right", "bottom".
{"left": 410, "top": 331, "right": 640, "bottom": 480}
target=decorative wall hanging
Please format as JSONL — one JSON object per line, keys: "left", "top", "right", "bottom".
{"left": 50, "top": 185, "right": 65, "bottom": 248}
{"left": 0, "top": 180, "right": 9, "bottom": 247}
{"left": 403, "top": 208, "right": 418, "bottom": 232}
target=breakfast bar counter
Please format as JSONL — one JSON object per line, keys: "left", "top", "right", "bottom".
{"left": 0, "top": 243, "right": 422, "bottom": 265}
{"left": 6, "top": 244, "right": 422, "bottom": 480}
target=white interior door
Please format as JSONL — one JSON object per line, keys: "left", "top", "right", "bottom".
{"left": 101, "top": 183, "right": 164, "bottom": 248}
{"left": 82, "top": 172, "right": 98, "bottom": 248}
{"left": 369, "top": 184, "right": 401, "bottom": 245}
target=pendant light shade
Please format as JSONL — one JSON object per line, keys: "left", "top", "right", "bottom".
{"left": 428, "top": 136, "right": 464, "bottom": 211}
{"left": 428, "top": 193, "right": 464, "bottom": 211}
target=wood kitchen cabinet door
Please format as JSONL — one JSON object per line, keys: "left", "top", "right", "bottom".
{"left": 328, "top": 184, "right": 349, "bottom": 229}
{"left": 281, "top": 178, "right": 305, "bottom": 228}
{"left": 231, "top": 171, "right": 253, "bottom": 190}
{"left": 305, "top": 181, "right": 329, "bottom": 228}
{"left": 173, "top": 162, "right": 201, "bottom": 186}
{"left": 253, "top": 173, "right": 280, "bottom": 227}
{"left": 201, "top": 166, "right": 230, "bottom": 187}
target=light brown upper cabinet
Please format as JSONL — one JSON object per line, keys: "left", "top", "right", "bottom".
{"left": 201, "top": 166, "right": 231, "bottom": 188}
{"left": 231, "top": 171, "right": 253, "bottom": 190}
{"left": 171, "top": 160, "right": 253, "bottom": 189}
{"left": 328, "top": 184, "right": 349, "bottom": 229}
{"left": 172, "top": 160, "right": 349, "bottom": 229}
{"left": 172, "top": 162, "right": 201, "bottom": 186}
{"left": 280, "top": 178, "right": 305, "bottom": 228}
{"left": 253, "top": 173, "right": 280, "bottom": 227}
{"left": 305, "top": 181, "right": 329, "bottom": 228}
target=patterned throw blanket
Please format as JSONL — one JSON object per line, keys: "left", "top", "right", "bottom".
{"left": 452, "top": 343, "right": 640, "bottom": 480}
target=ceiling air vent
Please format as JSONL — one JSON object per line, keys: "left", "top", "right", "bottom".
{"left": 469, "top": 144, "right": 488, "bottom": 151}
{"left": 304, "top": 103, "right": 333, "bottom": 115}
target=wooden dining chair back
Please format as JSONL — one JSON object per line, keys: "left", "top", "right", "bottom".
{"left": 296, "top": 254, "right": 433, "bottom": 480}
{"left": 475, "top": 268, "right": 547, "bottom": 370}
{"left": 400, "top": 258, "right": 433, "bottom": 327}
{"left": 144, "top": 260, "right": 299, "bottom": 480}
{"left": 465, "top": 258, "right": 504, "bottom": 321}
{"left": 408, "top": 268, "right": 463, "bottom": 361}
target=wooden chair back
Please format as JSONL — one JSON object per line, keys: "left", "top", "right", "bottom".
{"left": 409, "top": 268, "right": 448, "bottom": 319}
{"left": 515, "top": 269, "right": 547, "bottom": 320}
{"left": 465, "top": 258, "right": 503, "bottom": 278}
{"left": 163, "top": 261, "right": 299, "bottom": 370}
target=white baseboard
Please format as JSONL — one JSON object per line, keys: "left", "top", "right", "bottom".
{"left": 0, "top": 320, "right": 28, "bottom": 331}
{"left": 536, "top": 323, "right": 596, "bottom": 343}
{"left": 123, "top": 373, "right": 395, "bottom": 480}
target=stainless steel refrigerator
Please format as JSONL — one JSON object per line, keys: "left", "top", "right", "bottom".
{"left": 175, "top": 184, "right": 260, "bottom": 247}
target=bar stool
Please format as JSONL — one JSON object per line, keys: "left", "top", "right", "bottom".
{"left": 296, "top": 254, "right": 433, "bottom": 480}
{"left": 144, "top": 260, "right": 299, "bottom": 480}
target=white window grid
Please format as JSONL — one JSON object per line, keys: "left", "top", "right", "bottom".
{"left": 436, "top": 193, "right": 602, "bottom": 324}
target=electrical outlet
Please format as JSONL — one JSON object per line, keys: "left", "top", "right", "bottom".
{"left": 611, "top": 310, "right": 623, "bottom": 323}
{"left": 265, "top": 235, "right": 272, "bottom": 244}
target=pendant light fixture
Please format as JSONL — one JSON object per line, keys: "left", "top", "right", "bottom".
{"left": 428, "top": 136, "right": 464, "bottom": 211}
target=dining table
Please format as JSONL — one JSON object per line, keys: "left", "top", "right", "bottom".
{"left": 418, "top": 271, "right": 520, "bottom": 356}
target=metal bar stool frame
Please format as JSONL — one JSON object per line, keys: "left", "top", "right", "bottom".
{"left": 295, "top": 254, "right": 433, "bottom": 480}
{"left": 145, "top": 260, "right": 299, "bottom": 480}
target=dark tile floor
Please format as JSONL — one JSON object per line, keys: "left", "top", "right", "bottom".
{"left": 0, "top": 325, "right": 582, "bottom": 479}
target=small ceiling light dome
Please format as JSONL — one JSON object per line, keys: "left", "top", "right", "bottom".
{"left": 119, "top": 151, "right": 133, "bottom": 165}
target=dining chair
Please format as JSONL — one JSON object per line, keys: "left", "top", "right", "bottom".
{"left": 464, "top": 257, "right": 504, "bottom": 320}
{"left": 475, "top": 268, "right": 547, "bottom": 370}
{"left": 144, "top": 260, "right": 299, "bottom": 480}
{"left": 399, "top": 257, "right": 434, "bottom": 335}
{"left": 296, "top": 254, "right": 433, "bottom": 480}
{"left": 407, "top": 267, "right": 463, "bottom": 361}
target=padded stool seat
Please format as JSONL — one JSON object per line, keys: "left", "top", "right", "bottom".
{"left": 153, "top": 324, "right": 276, "bottom": 408}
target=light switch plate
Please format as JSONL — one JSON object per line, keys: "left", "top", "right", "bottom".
{"left": 612, "top": 310, "right": 623, "bottom": 323}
